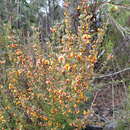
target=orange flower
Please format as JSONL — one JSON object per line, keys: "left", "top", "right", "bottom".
{"left": 76, "top": 54, "right": 82, "bottom": 61}
{"left": 58, "top": 55, "right": 65, "bottom": 64}
{"left": 87, "top": 55, "right": 97, "bottom": 63}
{"left": 0, "top": 60, "right": 5, "bottom": 64}
{"left": 50, "top": 28, "right": 56, "bottom": 33}
{"left": 9, "top": 44, "right": 17, "bottom": 48}
{"left": 107, "top": 54, "right": 113, "bottom": 60}
{"left": 63, "top": 2, "right": 69, "bottom": 8}
{"left": 45, "top": 80, "right": 51, "bottom": 85}
{"left": 91, "top": 56, "right": 97, "bottom": 63}
{"left": 16, "top": 49, "right": 22, "bottom": 55}
{"left": 11, "top": 79, "right": 17, "bottom": 83}
{"left": 51, "top": 108, "right": 58, "bottom": 114}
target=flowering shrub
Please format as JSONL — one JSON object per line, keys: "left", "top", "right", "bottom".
{"left": 0, "top": 0, "right": 106, "bottom": 129}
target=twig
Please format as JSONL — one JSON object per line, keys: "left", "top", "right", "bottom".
{"left": 111, "top": 78, "right": 115, "bottom": 120}
{"left": 90, "top": 90, "right": 100, "bottom": 110}
{"left": 94, "top": 67, "right": 130, "bottom": 79}
{"left": 108, "top": 14, "right": 126, "bottom": 38}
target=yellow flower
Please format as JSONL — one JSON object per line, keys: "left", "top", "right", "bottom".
{"left": 73, "top": 104, "right": 77, "bottom": 108}
{"left": 11, "top": 78, "right": 17, "bottom": 83}
{"left": 16, "top": 101, "right": 21, "bottom": 105}
{"left": 13, "top": 89, "right": 17, "bottom": 93}
{"left": 75, "top": 75, "right": 82, "bottom": 81}
{"left": 67, "top": 109, "right": 72, "bottom": 113}
{"left": 0, "top": 111, "right": 5, "bottom": 123}
{"left": 17, "top": 69, "right": 23, "bottom": 75}
{"left": 72, "top": 64, "right": 77, "bottom": 70}
{"left": 64, "top": 19, "right": 69, "bottom": 23}
{"left": 30, "top": 111, "right": 37, "bottom": 117}
{"left": 77, "top": 6, "right": 80, "bottom": 10}
{"left": 47, "top": 121, "right": 52, "bottom": 126}
{"left": 83, "top": 110, "right": 87, "bottom": 115}
{"left": 0, "top": 84, "right": 3, "bottom": 89}
{"left": 83, "top": 110, "right": 91, "bottom": 116}
{"left": 9, "top": 83, "right": 14, "bottom": 89}
{"left": 64, "top": 64, "right": 71, "bottom": 71}
{"left": 44, "top": 60, "right": 49, "bottom": 65}
{"left": 5, "top": 106, "right": 11, "bottom": 110}
{"left": 92, "top": 45, "right": 97, "bottom": 49}
{"left": 32, "top": 44, "right": 37, "bottom": 48}
{"left": 75, "top": 110, "right": 79, "bottom": 114}
{"left": 41, "top": 116, "right": 48, "bottom": 121}
{"left": 79, "top": 92, "right": 84, "bottom": 100}
{"left": 68, "top": 52, "right": 75, "bottom": 58}
{"left": 82, "top": 34, "right": 91, "bottom": 40}
{"left": 110, "top": 6, "right": 118, "bottom": 12}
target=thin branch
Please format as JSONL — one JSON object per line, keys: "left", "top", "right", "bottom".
{"left": 111, "top": 4, "right": 130, "bottom": 10}
{"left": 108, "top": 14, "right": 126, "bottom": 38}
{"left": 90, "top": 90, "right": 99, "bottom": 110}
{"left": 94, "top": 67, "right": 130, "bottom": 79}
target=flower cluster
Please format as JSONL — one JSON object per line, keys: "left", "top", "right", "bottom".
{"left": 0, "top": 0, "right": 106, "bottom": 129}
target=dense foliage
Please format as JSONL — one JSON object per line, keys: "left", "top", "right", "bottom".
{"left": 0, "top": 0, "right": 130, "bottom": 129}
